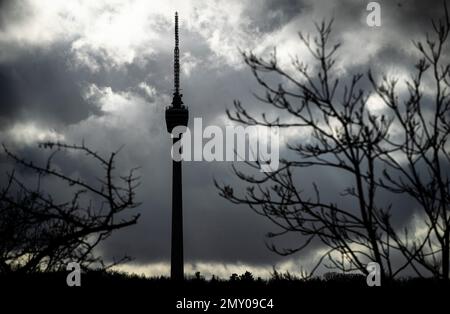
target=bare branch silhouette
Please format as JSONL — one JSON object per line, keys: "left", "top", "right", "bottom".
{"left": 217, "top": 6, "right": 450, "bottom": 280}
{"left": 217, "top": 19, "right": 397, "bottom": 278}
{"left": 370, "top": 1, "right": 450, "bottom": 280}
{"left": 0, "top": 142, "right": 140, "bottom": 273}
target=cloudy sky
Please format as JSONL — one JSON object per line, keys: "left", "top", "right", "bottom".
{"left": 0, "top": 0, "right": 446, "bottom": 278}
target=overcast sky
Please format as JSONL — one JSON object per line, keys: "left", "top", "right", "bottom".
{"left": 0, "top": 0, "right": 446, "bottom": 278}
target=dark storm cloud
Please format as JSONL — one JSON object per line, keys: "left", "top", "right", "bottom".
{"left": 0, "top": 0, "right": 448, "bottom": 276}
{"left": 383, "top": 0, "right": 446, "bottom": 32}
{"left": 0, "top": 44, "right": 101, "bottom": 129}
{"left": 96, "top": 66, "right": 291, "bottom": 265}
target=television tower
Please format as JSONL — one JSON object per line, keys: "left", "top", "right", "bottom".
{"left": 165, "top": 12, "right": 188, "bottom": 281}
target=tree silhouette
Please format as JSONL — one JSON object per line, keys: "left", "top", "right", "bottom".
{"left": 217, "top": 5, "right": 450, "bottom": 280}
{"left": 370, "top": 2, "right": 450, "bottom": 280}
{"left": 217, "top": 19, "right": 394, "bottom": 278}
{"left": 0, "top": 142, "right": 140, "bottom": 273}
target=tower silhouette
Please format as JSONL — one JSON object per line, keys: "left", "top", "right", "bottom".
{"left": 165, "top": 12, "right": 188, "bottom": 281}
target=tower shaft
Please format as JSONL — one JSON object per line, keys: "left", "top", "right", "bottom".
{"left": 171, "top": 136, "right": 184, "bottom": 280}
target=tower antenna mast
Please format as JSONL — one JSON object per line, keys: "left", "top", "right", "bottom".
{"left": 174, "top": 12, "right": 180, "bottom": 96}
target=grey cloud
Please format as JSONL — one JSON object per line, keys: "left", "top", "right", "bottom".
{"left": 0, "top": 0, "right": 447, "bottom": 275}
{"left": 0, "top": 0, "right": 29, "bottom": 30}
{"left": 0, "top": 44, "right": 100, "bottom": 129}
{"left": 245, "top": 0, "right": 305, "bottom": 33}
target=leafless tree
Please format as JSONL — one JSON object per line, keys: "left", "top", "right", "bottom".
{"left": 0, "top": 142, "right": 140, "bottom": 273}
{"left": 370, "top": 3, "right": 450, "bottom": 280}
{"left": 217, "top": 5, "right": 450, "bottom": 280}
{"left": 216, "top": 20, "right": 401, "bottom": 278}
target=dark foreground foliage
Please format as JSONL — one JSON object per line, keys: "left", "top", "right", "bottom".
{"left": 0, "top": 270, "right": 448, "bottom": 312}
{"left": 1, "top": 269, "right": 447, "bottom": 288}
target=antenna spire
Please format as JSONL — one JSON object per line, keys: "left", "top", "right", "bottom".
{"left": 174, "top": 12, "right": 180, "bottom": 96}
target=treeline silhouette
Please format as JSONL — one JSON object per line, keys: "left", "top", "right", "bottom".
{"left": 1, "top": 268, "right": 447, "bottom": 288}
{"left": 1, "top": 269, "right": 447, "bottom": 312}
